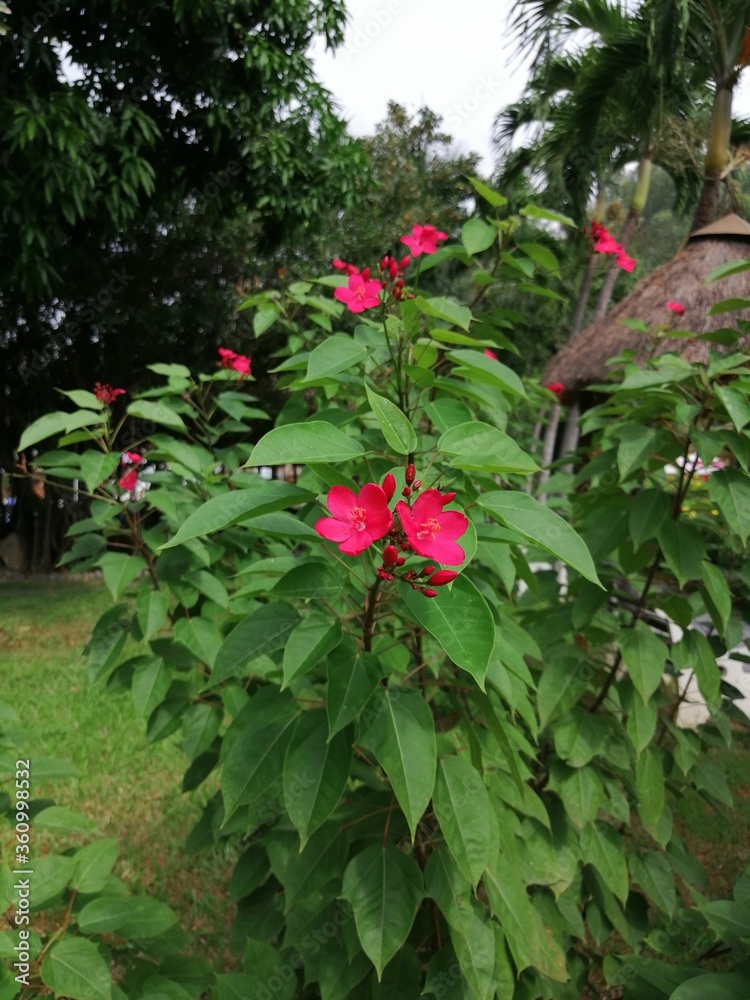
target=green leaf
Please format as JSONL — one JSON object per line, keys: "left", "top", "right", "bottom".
{"left": 59, "top": 388, "right": 105, "bottom": 410}
{"left": 283, "top": 614, "right": 343, "bottom": 688}
{"left": 620, "top": 622, "right": 667, "bottom": 703}
{"left": 33, "top": 806, "right": 95, "bottom": 836}
{"left": 303, "top": 335, "right": 368, "bottom": 383}
{"left": 617, "top": 425, "right": 660, "bottom": 480}
{"left": 79, "top": 451, "right": 120, "bottom": 492}
{"left": 96, "top": 552, "right": 146, "bottom": 600}
{"left": 401, "top": 576, "right": 495, "bottom": 687}
{"left": 438, "top": 422, "right": 539, "bottom": 475}
{"left": 71, "top": 839, "right": 119, "bottom": 894}
{"left": 181, "top": 703, "right": 222, "bottom": 762}
{"left": 517, "top": 282, "right": 567, "bottom": 302}
{"left": 707, "top": 297, "right": 750, "bottom": 314}
{"left": 359, "top": 687, "right": 436, "bottom": 841}
{"left": 220, "top": 693, "right": 300, "bottom": 821}
{"left": 127, "top": 399, "right": 186, "bottom": 432}
{"left": 700, "top": 562, "right": 732, "bottom": 635}
{"left": 229, "top": 846, "right": 269, "bottom": 902}
{"left": 326, "top": 641, "right": 382, "bottom": 738}
{"left": 41, "top": 937, "right": 113, "bottom": 1000}
{"left": 636, "top": 746, "right": 666, "bottom": 834}
{"left": 629, "top": 490, "right": 671, "bottom": 549}
{"left": 520, "top": 203, "right": 575, "bottom": 227}
{"left": 433, "top": 755, "right": 493, "bottom": 888}
{"left": 553, "top": 707, "right": 606, "bottom": 768}
{"left": 424, "top": 845, "right": 474, "bottom": 934}
{"left": 254, "top": 307, "right": 280, "bottom": 337}
{"left": 18, "top": 410, "right": 105, "bottom": 452}
{"left": 658, "top": 519, "right": 707, "bottom": 585}
{"left": 479, "top": 491, "right": 601, "bottom": 586}
{"left": 365, "top": 385, "right": 418, "bottom": 455}
{"left": 246, "top": 422, "right": 365, "bottom": 466}
{"left": 707, "top": 258, "right": 750, "bottom": 281}
{"left": 670, "top": 973, "right": 750, "bottom": 999}
{"left": 209, "top": 604, "right": 299, "bottom": 686}
{"left": 137, "top": 589, "right": 169, "bottom": 642}
{"left": 147, "top": 362, "right": 192, "bottom": 378}
{"left": 446, "top": 349, "right": 526, "bottom": 398}
{"left": 537, "top": 656, "right": 590, "bottom": 729}
{"left": 449, "top": 901, "right": 496, "bottom": 998}
{"left": 230, "top": 941, "right": 295, "bottom": 1000}
{"left": 461, "top": 218, "right": 497, "bottom": 255}
{"left": 467, "top": 176, "right": 507, "bottom": 207}
{"left": 709, "top": 470, "right": 750, "bottom": 545}
{"left": 340, "top": 845, "right": 424, "bottom": 979}
{"left": 519, "top": 242, "right": 559, "bottom": 273}
{"left": 551, "top": 762, "right": 603, "bottom": 829}
{"left": 28, "top": 855, "right": 75, "bottom": 907}
{"left": 160, "top": 479, "right": 314, "bottom": 549}
{"left": 283, "top": 711, "right": 352, "bottom": 846}
{"left": 415, "top": 296, "right": 472, "bottom": 331}
{"left": 132, "top": 657, "right": 171, "bottom": 718}
{"left": 716, "top": 385, "right": 750, "bottom": 431}
{"left": 626, "top": 693, "right": 658, "bottom": 756}
{"left": 580, "top": 822, "right": 628, "bottom": 905}
{"left": 629, "top": 852, "right": 676, "bottom": 916}
{"left": 77, "top": 896, "right": 178, "bottom": 938}
{"left": 85, "top": 606, "right": 128, "bottom": 682}
{"left": 677, "top": 630, "right": 721, "bottom": 705}
{"left": 271, "top": 561, "right": 342, "bottom": 601}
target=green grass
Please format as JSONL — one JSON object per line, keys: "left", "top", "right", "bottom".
{"left": 1, "top": 579, "right": 236, "bottom": 965}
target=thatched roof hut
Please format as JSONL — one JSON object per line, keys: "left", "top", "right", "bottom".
{"left": 544, "top": 214, "right": 750, "bottom": 400}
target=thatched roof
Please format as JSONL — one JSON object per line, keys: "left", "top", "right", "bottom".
{"left": 544, "top": 214, "right": 750, "bottom": 398}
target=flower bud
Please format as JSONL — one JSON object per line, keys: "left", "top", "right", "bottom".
{"left": 405, "top": 464, "right": 416, "bottom": 485}
{"left": 402, "top": 486, "right": 412, "bottom": 498}
{"left": 399, "top": 255, "right": 411, "bottom": 270}
{"left": 381, "top": 472, "right": 396, "bottom": 501}
{"left": 441, "top": 491, "right": 457, "bottom": 505}
{"left": 400, "top": 542, "right": 410, "bottom": 551}
{"left": 422, "top": 565, "right": 436, "bottom": 576}
{"left": 422, "top": 588, "right": 438, "bottom": 598}
{"left": 381, "top": 255, "right": 390, "bottom": 271}
{"left": 395, "top": 557, "right": 406, "bottom": 566}
{"left": 389, "top": 259, "right": 399, "bottom": 280}
{"left": 412, "top": 480, "right": 421, "bottom": 490}
{"left": 361, "top": 266, "right": 371, "bottom": 281}
{"left": 383, "top": 544, "right": 399, "bottom": 568}
{"left": 429, "top": 570, "right": 458, "bottom": 586}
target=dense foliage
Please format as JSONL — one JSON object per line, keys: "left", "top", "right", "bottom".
{"left": 7, "top": 185, "right": 750, "bottom": 998}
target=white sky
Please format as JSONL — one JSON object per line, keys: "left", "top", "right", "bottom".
{"left": 311, "top": 0, "right": 750, "bottom": 176}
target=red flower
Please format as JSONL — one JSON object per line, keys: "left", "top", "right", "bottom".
{"left": 395, "top": 490, "right": 468, "bottom": 566}
{"left": 333, "top": 258, "right": 360, "bottom": 276}
{"left": 122, "top": 451, "right": 143, "bottom": 464}
{"left": 219, "top": 347, "right": 252, "bottom": 375}
{"left": 334, "top": 273, "right": 383, "bottom": 314}
{"left": 546, "top": 382, "right": 565, "bottom": 401}
{"left": 593, "top": 232, "right": 621, "bottom": 255}
{"left": 316, "top": 484, "right": 394, "bottom": 556}
{"left": 118, "top": 469, "right": 138, "bottom": 491}
{"left": 484, "top": 348, "right": 499, "bottom": 361}
{"left": 400, "top": 224, "right": 448, "bottom": 257}
{"left": 666, "top": 301, "right": 685, "bottom": 315}
{"left": 616, "top": 248, "right": 636, "bottom": 273}
{"left": 94, "top": 383, "right": 125, "bottom": 405}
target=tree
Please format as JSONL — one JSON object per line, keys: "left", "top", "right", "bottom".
{"left": 0, "top": 0, "right": 366, "bottom": 458}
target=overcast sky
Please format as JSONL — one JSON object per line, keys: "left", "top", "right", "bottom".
{"left": 311, "top": 0, "right": 750, "bottom": 176}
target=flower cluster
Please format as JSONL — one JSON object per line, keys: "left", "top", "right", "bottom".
{"left": 218, "top": 347, "right": 252, "bottom": 375}
{"left": 665, "top": 453, "right": 726, "bottom": 480}
{"left": 315, "top": 465, "right": 469, "bottom": 597}
{"left": 94, "top": 383, "right": 125, "bottom": 405}
{"left": 666, "top": 301, "right": 685, "bottom": 315}
{"left": 332, "top": 222, "right": 446, "bottom": 315}
{"left": 589, "top": 220, "right": 636, "bottom": 273}
{"left": 118, "top": 451, "right": 144, "bottom": 492}
{"left": 546, "top": 381, "right": 565, "bottom": 401}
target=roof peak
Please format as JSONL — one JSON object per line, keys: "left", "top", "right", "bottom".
{"left": 690, "top": 213, "right": 750, "bottom": 239}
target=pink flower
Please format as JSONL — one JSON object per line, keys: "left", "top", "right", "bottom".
{"left": 400, "top": 224, "right": 448, "bottom": 257}
{"left": 122, "top": 451, "right": 143, "bottom": 464}
{"left": 616, "top": 249, "right": 636, "bottom": 273}
{"left": 593, "top": 233, "right": 621, "bottom": 255}
{"left": 666, "top": 301, "right": 685, "bottom": 315}
{"left": 118, "top": 469, "right": 138, "bottom": 491}
{"left": 316, "top": 484, "right": 394, "bottom": 556}
{"left": 94, "top": 383, "right": 125, "bottom": 404}
{"left": 334, "top": 273, "right": 383, "bottom": 314}
{"left": 395, "top": 490, "right": 468, "bottom": 566}
{"left": 333, "top": 258, "right": 360, "bottom": 276}
{"left": 219, "top": 347, "right": 252, "bottom": 375}
{"left": 546, "top": 382, "right": 565, "bottom": 401}
{"left": 484, "top": 348, "right": 499, "bottom": 361}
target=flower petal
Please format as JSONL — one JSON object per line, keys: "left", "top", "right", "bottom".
{"left": 326, "top": 486, "right": 358, "bottom": 519}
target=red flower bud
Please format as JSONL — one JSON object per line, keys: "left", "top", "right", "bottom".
{"left": 395, "top": 557, "right": 406, "bottom": 566}
{"left": 422, "top": 588, "right": 438, "bottom": 598}
{"left": 400, "top": 542, "right": 411, "bottom": 552}
{"left": 405, "top": 464, "right": 416, "bottom": 485}
{"left": 383, "top": 544, "right": 399, "bottom": 567}
{"left": 380, "top": 279, "right": 388, "bottom": 288}
{"left": 441, "top": 491, "right": 457, "bottom": 505}
{"left": 422, "top": 565, "right": 436, "bottom": 576}
{"left": 389, "top": 259, "right": 399, "bottom": 279}
{"left": 402, "top": 486, "right": 412, "bottom": 497}
{"left": 412, "top": 480, "right": 421, "bottom": 490}
{"left": 429, "top": 570, "right": 458, "bottom": 586}
{"left": 361, "top": 267, "right": 371, "bottom": 281}
{"left": 382, "top": 472, "right": 396, "bottom": 501}
{"left": 399, "top": 255, "right": 411, "bottom": 270}
{"left": 395, "top": 279, "right": 405, "bottom": 289}
{"left": 381, "top": 255, "right": 390, "bottom": 271}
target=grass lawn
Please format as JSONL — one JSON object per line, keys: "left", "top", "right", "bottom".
{"left": 1, "top": 579, "right": 236, "bottom": 965}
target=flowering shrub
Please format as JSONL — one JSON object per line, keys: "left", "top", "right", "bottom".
{"left": 12, "top": 186, "right": 750, "bottom": 999}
